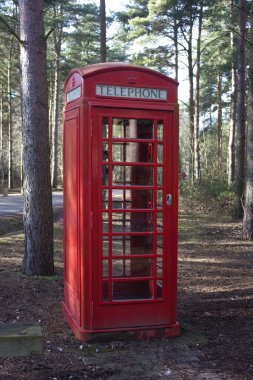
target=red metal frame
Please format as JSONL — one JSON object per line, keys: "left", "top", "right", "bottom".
{"left": 62, "top": 63, "right": 179, "bottom": 341}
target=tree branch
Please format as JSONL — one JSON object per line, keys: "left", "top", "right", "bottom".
{"left": 0, "top": 15, "right": 23, "bottom": 44}
{"left": 45, "top": 28, "right": 55, "bottom": 41}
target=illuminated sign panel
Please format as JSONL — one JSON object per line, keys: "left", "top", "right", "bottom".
{"left": 96, "top": 85, "right": 167, "bottom": 100}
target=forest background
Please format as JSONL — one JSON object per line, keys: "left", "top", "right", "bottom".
{"left": 0, "top": 0, "right": 253, "bottom": 262}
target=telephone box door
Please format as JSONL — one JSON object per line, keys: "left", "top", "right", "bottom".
{"left": 91, "top": 107, "right": 177, "bottom": 330}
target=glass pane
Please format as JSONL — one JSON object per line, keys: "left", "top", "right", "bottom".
{"left": 157, "top": 280, "right": 163, "bottom": 299}
{"left": 103, "top": 260, "right": 109, "bottom": 278}
{"left": 102, "top": 212, "right": 109, "bottom": 233}
{"left": 157, "top": 257, "right": 163, "bottom": 277}
{"left": 112, "top": 142, "right": 154, "bottom": 163}
{"left": 130, "top": 235, "right": 154, "bottom": 255}
{"left": 112, "top": 189, "right": 124, "bottom": 209}
{"left": 112, "top": 118, "right": 154, "bottom": 139}
{"left": 112, "top": 189, "right": 153, "bottom": 210}
{"left": 102, "top": 281, "right": 109, "bottom": 301}
{"left": 102, "top": 189, "right": 109, "bottom": 209}
{"left": 102, "top": 165, "right": 109, "bottom": 185}
{"left": 112, "top": 212, "right": 154, "bottom": 232}
{"left": 102, "top": 117, "right": 109, "bottom": 138}
{"left": 157, "top": 235, "right": 163, "bottom": 250}
{"left": 102, "top": 143, "right": 109, "bottom": 189}
{"left": 157, "top": 144, "right": 163, "bottom": 163}
{"left": 111, "top": 235, "right": 154, "bottom": 256}
{"left": 112, "top": 258, "right": 153, "bottom": 278}
{"left": 112, "top": 166, "right": 154, "bottom": 186}
{"left": 157, "top": 242, "right": 163, "bottom": 256}
{"left": 157, "top": 120, "right": 163, "bottom": 140}
{"left": 112, "top": 236, "right": 131, "bottom": 256}
{"left": 103, "top": 238, "right": 109, "bottom": 256}
{"left": 157, "top": 190, "right": 163, "bottom": 208}
{"left": 157, "top": 167, "right": 163, "bottom": 186}
{"left": 157, "top": 212, "right": 163, "bottom": 231}
{"left": 112, "top": 280, "right": 153, "bottom": 301}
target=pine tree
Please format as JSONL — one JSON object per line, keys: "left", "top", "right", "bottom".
{"left": 19, "top": 0, "right": 54, "bottom": 275}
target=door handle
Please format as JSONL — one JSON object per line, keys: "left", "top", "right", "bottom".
{"left": 166, "top": 194, "right": 172, "bottom": 206}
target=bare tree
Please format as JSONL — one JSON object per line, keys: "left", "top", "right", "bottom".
{"left": 19, "top": 0, "right": 54, "bottom": 275}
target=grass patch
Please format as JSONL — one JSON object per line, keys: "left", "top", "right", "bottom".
{"left": 0, "top": 215, "right": 23, "bottom": 236}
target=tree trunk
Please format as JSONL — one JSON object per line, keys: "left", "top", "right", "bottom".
{"left": 217, "top": 66, "right": 223, "bottom": 163}
{"left": 100, "top": 0, "right": 106, "bottom": 62}
{"left": 234, "top": 0, "right": 246, "bottom": 219}
{"left": 243, "top": 0, "right": 253, "bottom": 239}
{"left": 0, "top": 79, "right": 3, "bottom": 188}
{"left": 188, "top": 20, "right": 194, "bottom": 181}
{"left": 51, "top": 5, "right": 63, "bottom": 189}
{"left": 228, "top": 0, "right": 236, "bottom": 185}
{"left": 19, "top": 0, "right": 54, "bottom": 275}
{"left": 7, "top": 37, "right": 14, "bottom": 189}
{"left": 173, "top": 3, "right": 179, "bottom": 82}
{"left": 194, "top": 3, "right": 203, "bottom": 182}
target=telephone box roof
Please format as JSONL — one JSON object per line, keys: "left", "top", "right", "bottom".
{"left": 65, "top": 62, "right": 178, "bottom": 86}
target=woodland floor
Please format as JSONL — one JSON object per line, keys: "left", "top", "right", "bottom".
{"left": 0, "top": 202, "right": 252, "bottom": 379}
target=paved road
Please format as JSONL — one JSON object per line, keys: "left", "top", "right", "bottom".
{"left": 0, "top": 191, "right": 63, "bottom": 216}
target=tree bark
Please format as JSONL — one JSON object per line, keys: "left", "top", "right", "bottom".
{"left": 243, "top": 0, "right": 253, "bottom": 239}
{"left": 217, "top": 66, "right": 223, "bottom": 163}
{"left": 228, "top": 0, "right": 236, "bottom": 185}
{"left": 19, "top": 0, "right": 54, "bottom": 275}
{"left": 51, "top": 4, "right": 63, "bottom": 189}
{"left": 172, "top": 2, "right": 179, "bottom": 82}
{"left": 234, "top": 0, "right": 246, "bottom": 219}
{"left": 194, "top": 2, "right": 203, "bottom": 182}
{"left": 100, "top": 0, "right": 106, "bottom": 62}
{"left": 7, "top": 37, "right": 14, "bottom": 189}
{"left": 0, "top": 79, "right": 3, "bottom": 188}
{"left": 188, "top": 18, "right": 194, "bottom": 181}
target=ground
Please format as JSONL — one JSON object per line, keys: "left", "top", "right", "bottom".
{"left": 0, "top": 204, "right": 252, "bottom": 379}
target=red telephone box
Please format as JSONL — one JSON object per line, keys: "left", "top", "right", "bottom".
{"left": 63, "top": 63, "right": 179, "bottom": 341}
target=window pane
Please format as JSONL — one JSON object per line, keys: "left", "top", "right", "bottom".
{"left": 112, "top": 235, "right": 154, "bottom": 256}
{"left": 112, "top": 258, "right": 153, "bottom": 278}
{"left": 102, "top": 213, "right": 109, "bottom": 232}
{"left": 112, "top": 212, "right": 154, "bottom": 232}
{"left": 112, "top": 236, "right": 131, "bottom": 256}
{"left": 103, "top": 238, "right": 109, "bottom": 256}
{"left": 112, "top": 189, "right": 153, "bottom": 210}
{"left": 103, "top": 260, "right": 109, "bottom": 278}
{"left": 112, "top": 280, "right": 153, "bottom": 301}
{"left": 157, "top": 257, "right": 163, "bottom": 278}
{"left": 157, "top": 235, "right": 163, "bottom": 250}
{"left": 102, "top": 281, "right": 109, "bottom": 301}
{"left": 112, "top": 142, "right": 154, "bottom": 163}
{"left": 157, "top": 144, "right": 163, "bottom": 163}
{"left": 112, "top": 118, "right": 154, "bottom": 139}
{"left": 157, "top": 280, "right": 163, "bottom": 299}
{"left": 157, "top": 212, "right": 163, "bottom": 231}
{"left": 157, "top": 120, "right": 163, "bottom": 140}
{"left": 112, "top": 166, "right": 154, "bottom": 186}
{"left": 157, "top": 190, "right": 163, "bottom": 208}
{"left": 157, "top": 167, "right": 163, "bottom": 186}
{"left": 102, "top": 117, "right": 109, "bottom": 138}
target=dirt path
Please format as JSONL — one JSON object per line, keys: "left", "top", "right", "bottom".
{"left": 0, "top": 211, "right": 252, "bottom": 379}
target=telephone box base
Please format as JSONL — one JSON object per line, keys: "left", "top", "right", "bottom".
{"left": 63, "top": 302, "right": 180, "bottom": 342}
